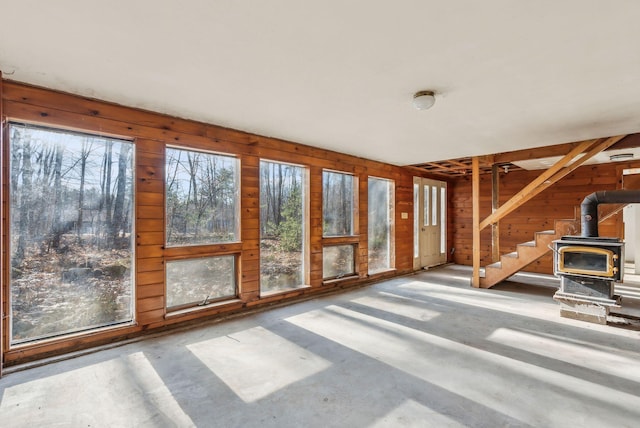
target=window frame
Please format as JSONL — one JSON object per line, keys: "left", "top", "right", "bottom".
{"left": 321, "top": 169, "right": 360, "bottom": 282}
{"left": 6, "top": 121, "right": 137, "bottom": 346}
{"left": 322, "top": 243, "right": 358, "bottom": 281}
{"left": 165, "top": 145, "right": 241, "bottom": 248}
{"left": 165, "top": 253, "right": 239, "bottom": 312}
{"left": 163, "top": 144, "right": 241, "bottom": 313}
{"left": 367, "top": 175, "right": 395, "bottom": 275}
{"left": 258, "top": 158, "right": 310, "bottom": 295}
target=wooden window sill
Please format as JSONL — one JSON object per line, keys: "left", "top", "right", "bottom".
{"left": 165, "top": 298, "right": 243, "bottom": 319}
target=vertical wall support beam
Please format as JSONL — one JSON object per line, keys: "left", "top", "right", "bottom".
{"left": 491, "top": 164, "right": 500, "bottom": 263}
{"left": 0, "top": 70, "right": 4, "bottom": 377}
{"left": 472, "top": 157, "right": 481, "bottom": 288}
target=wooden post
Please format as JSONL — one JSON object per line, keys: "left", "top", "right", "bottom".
{"left": 472, "top": 157, "right": 480, "bottom": 287}
{"left": 0, "top": 70, "right": 4, "bottom": 377}
{"left": 491, "top": 164, "right": 500, "bottom": 263}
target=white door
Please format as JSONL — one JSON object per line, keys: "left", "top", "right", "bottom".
{"left": 414, "top": 177, "right": 447, "bottom": 269}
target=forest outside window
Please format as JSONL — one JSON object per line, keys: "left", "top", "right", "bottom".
{"left": 368, "top": 177, "right": 395, "bottom": 274}
{"left": 322, "top": 170, "right": 358, "bottom": 281}
{"left": 164, "top": 147, "right": 240, "bottom": 311}
{"left": 322, "top": 170, "right": 355, "bottom": 237}
{"left": 8, "top": 123, "right": 135, "bottom": 345}
{"left": 260, "top": 160, "right": 307, "bottom": 293}
{"left": 166, "top": 147, "right": 239, "bottom": 246}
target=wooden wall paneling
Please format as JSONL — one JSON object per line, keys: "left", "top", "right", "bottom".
{"left": 136, "top": 139, "right": 166, "bottom": 326}
{"left": 240, "top": 155, "right": 260, "bottom": 301}
{"left": 0, "top": 80, "right": 438, "bottom": 366}
{"left": 309, "top": 166, "right": 323, "bottom": 286}
{"left": 394, "top": 177, "right": 415, "bottom": 271}
{"left": 3, "top": 83, "right": 252, "bottom": 145}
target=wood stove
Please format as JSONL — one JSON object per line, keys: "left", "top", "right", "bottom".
{"left": 553, "top": 236, "right": 623, "bottom": 318}
{"left": 554, "top": 236, "right": 623, "bottom": 282}
{"left": 551, "top": 190, "right": 640, "bottom": 324}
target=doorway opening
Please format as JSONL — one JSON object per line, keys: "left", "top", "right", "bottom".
{"left": 413, "top": 177, "right": 447, "bottom": 269}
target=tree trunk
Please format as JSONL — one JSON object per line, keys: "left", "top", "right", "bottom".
{"left": 101, "top": 140, "right": 113, "bottom": 243}
{"left": 77, "top": 140, "right": 90, "bottom": 242}
{"left": 50, "top": 145, "right": 64, "bottom": 250}
{"left": 111, "top": 143, "right": 130, "bottom": 244}
{"left": 13, "top": 132, "right": 31, "bottom": 266}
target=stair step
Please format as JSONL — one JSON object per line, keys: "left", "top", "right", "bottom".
{"left": 480, "top": 214, "right": 581, "bottom": 289}
{"left": 538, "top": 230, "right": 555, "bottom": 235}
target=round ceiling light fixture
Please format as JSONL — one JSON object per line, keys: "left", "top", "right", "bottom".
{"left": 413, "top": 90, "right": 436, "bottom": 110}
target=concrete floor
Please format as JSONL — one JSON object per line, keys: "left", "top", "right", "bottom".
{"left": 1, "top": 264, "right": 640, "bottom": 427}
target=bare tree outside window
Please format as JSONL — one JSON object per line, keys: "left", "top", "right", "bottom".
{"left": 322, "top": 171, "right": 356, "bottom": 280}
{"left": 166, "top": 147, "right": 239, "bottom": 246}
{"left": 9, "top": 123, "right": 134, "bottom": 344}
{"left": 322, "top": 171, "right": 354, "bottom": 236}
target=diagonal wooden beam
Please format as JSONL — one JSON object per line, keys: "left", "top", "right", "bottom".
{"left": 540, "top": 134, "right": 626, "bottom": 187}
{"left": 479, "top": 139, "right": 594, "bottom": 230}
{"left": 479, "top": 135, "right": 625, "bottom": 230}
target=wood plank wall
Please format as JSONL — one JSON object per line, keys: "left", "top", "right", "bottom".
{"left": 451, "top": 162, "right": 638, "bottom": 274}
{"left": 0, "top": 80, "right": 442, "bottom": 365}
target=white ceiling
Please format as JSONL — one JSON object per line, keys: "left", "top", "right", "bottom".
{"left": 2, "top": 1, "right": 640, "bottom": 166}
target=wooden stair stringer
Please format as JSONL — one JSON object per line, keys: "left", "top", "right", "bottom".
{"left": 479, "top": 217, "right": 578, "bottom": 289}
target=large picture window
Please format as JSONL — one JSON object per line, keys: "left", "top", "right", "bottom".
{"left": 368, "top": 177, "right": 395, "bottom": 274}
{"left": 260, "top": 160, "right": 306, "bottom": 293}
{"left": 166, "top": 147, "right": 239, "bottom": 246}
{"left": 9, "top": 123, "right": 134, "bottom": 344}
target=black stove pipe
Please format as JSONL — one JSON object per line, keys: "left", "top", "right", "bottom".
{"left": 581, "top": 190, "right": 640, "bottom": 237}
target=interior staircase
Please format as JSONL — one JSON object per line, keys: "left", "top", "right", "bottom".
{"left": 479, "top": 209, "right": 580, "bottom": 289}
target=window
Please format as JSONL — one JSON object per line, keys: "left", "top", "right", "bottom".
{"left": 423, "top": 185, "right": 429, "bottom": 226}
{"left": 166, "top": 147, "right": 239, "bottom": 246}
{"left": 413, "top": 182, "right": 419, "bottom": 258}
{"left": 323, "top": 245, "right": 356, "bottom": 279}
{"left": 260, "top": 160, "right": 307, "bottom": 293}
{"left": 166, "top": 256, "right": 236, "bottom": 310}
{"left": 322, "top": 171, "right": 355, "bottom": 236}
{"left": 432, "top": 185, "right": 438, "bottom": 226}
{"left": 441, "top": 186, "right": 447, "bottom": 254}
{"left": 164, "top": 147, "right": 240, "bottom": 311}
{"left": 368, "top": 177, "right": 394, "bottom": 274}
{"left": 9, "top": 123, "right": 134, "bottom": 344}
{"left": 322, "top": 170, "right": 358, "bottom": 280}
